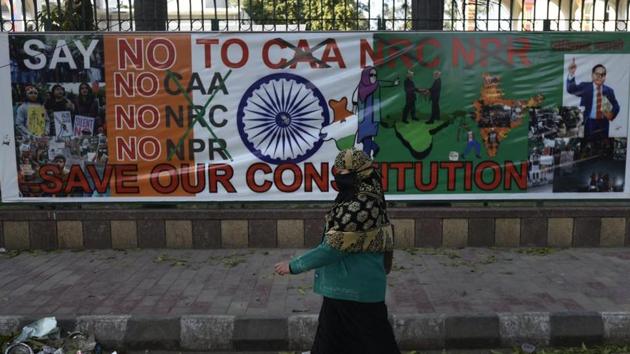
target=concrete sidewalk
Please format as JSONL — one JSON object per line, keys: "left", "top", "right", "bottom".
{"left": 2, "top": 248, "right": 630, "bottom": 351}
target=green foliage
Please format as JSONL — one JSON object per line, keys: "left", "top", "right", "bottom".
{"left": 243, "top": 0, "right": 367, "bottom": 30}
{"left": 37, "top": 0, "right": 95, "bottom": 31}
{"left": 0, "top": 334, "right": 13, "bottom": 348}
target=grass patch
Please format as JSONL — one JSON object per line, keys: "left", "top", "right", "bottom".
{"left": 403, "top": 248, "right": 461, "bottom": 259}
{"left": 516, "top": 247, "right": 559, "bottom": 256}
{"left": 154, "top": 254, "right": 190, "bottom": 267}
{"left": 208, "top": 251, "right": 253, "bottom": 268}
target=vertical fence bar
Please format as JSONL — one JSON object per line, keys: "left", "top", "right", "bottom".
{"left": 533, "top": 0, "right": 539, "bottom": 29}
{"left": 381, "top": 0, "right": 384, "bottom": 29}
{"left": 0, "top": 0, "right": 5, "bottom": 31}
{"left": 604, "top": 0, "right": 609, "bottom": 29}
{"left": 520, "top": 0, "right": 525, "bottom": 30}
{"left": 343, "top": 0, "right": 348, "bottom": 30}
{"left": 580, "top": 3, "right": 584, "bottom": 31}
{"left": 175, "top": 0, "right": 181, "bottom": 30}
{"left": 273, "top": 0, "right": 277, "bottom": 30}
{"left": 127, "top": 0, "right": 133, "bottom": 30}
{"left": 8, "top": 0, "right": 17, "bottom": 31}
{"left": 403, "top": 0, "right": 407, "bottom": 29}
{"left": 557, "top": 0, "right": 562, "bottom": 29}
{"left": 473, "top": 0, "right": 478, "bottom": 30}
{"left": 591, "top": 0, "right": 596, "bottom": 30}
{"left": 247, "top": 0, "right": 252, "bottom": 30}
{"left": 188, "top": 0, "right": 193, "bottom": 30}
{"left": 19, "top": 0, "right": 26, "bottom": 30}
{"left": 366, "top": 0, "right": 369, "bottom": 30}
{"left": 509, "top": 0, "right": 514, "bottom": 29}
{"left": 532, "top": 0, "right": 537, "bottom": 30}
{"left": 286, "top": 0, "right": 290, "bottom": 30}
{"left": 546, "top": 0, "right": 550, "bottom": 27}
{"left": 92, "top": 0, "right": 99, "bottom": 30}
{"left": 214, "top": 0, "right": 218, "bottom": 31}
{"left": 237, "top": 0, "right": 241, "bottom": 30}
{"left": 319, "top": 0, "right": 323, "bottom": 29}
{"left": 262, "top": 0, "right": 266, "bottom": 27}
{"left": 104, "top": 0, "right": 110, "bottom": 31}
{"left": 497, "top": 0, "right": 503, "bottom": 31}
{"left": 247, "top": 0, "right": 254, "bottom": 31}
{"left": 297, "top": 0, "right": 301, "bottom": 30}
{"left": 44, "top": 0, "right": 51, "bottom": 30}
{"left": 617, "top": 0, "right": 621, "bottom": 30}
{"left": 391, "top": 0, "right": 395, "bottom": 29}
{"left": 569, "top": 0, "right": 573, "bottom": 31}
{"left": 485, "top": 0, "right": 490, "bottom": 30}
{"left": 331, "top": 0, "right": 336, "bottom": 29}
{"left": 31, "top": 0, "right": 39, "bottom": 30}
{"left": 592, "top": 0, "right": 597, "bottom": 30}
{"left": 82, "top": 0, "right": 87, "bottom": 27}
{"left": 355, "top": 0, "right": 360, "bottom": 30}
{"left": 304, "top": 0, "right": 313, "bottom": 29}
{"left": 450, "top": 0, "right": 455, "bottom": 30}
{"left": 613, "top": 0, "right": 619, "bottom": 30}
{"left": 116, "top": 0, "right": 122, "bottom": 30}
{"left": 203, "top": 0, "right": 208, "bottom": 31}
{"left": 462, "top": 0, "right": 467, "bottom": 30}
{"left": 90, "top": 0, "right": 96, "bottom": 29}
{"left": 0, "top": 1, "right": 4, "bottom": 31}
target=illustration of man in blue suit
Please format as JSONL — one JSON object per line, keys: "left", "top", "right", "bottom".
{"left": 566, "top": 59, "right": 620, "bottom": 141}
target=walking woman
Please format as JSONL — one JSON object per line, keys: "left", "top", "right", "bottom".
{"left": 274, "top": 148, "right": 400, "bottom": 354}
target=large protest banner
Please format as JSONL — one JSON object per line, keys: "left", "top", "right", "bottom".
{"left": 0, "top": 32, "right": 628, "bottom": 202}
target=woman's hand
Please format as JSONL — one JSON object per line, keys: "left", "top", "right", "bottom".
{"left": 274, "top": 261, "right": 291, "bottom": 275}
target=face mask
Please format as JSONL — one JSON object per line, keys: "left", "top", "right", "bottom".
{"left": 334, "top": 172, "right": 356, "bottom": 194}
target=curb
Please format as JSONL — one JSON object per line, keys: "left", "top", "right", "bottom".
{"left": 0, "top": 312, "right": 627, "bottom": 351}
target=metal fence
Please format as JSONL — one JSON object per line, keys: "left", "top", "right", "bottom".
{"left": 0, "top": 0, "right": 629, "bottom": 33}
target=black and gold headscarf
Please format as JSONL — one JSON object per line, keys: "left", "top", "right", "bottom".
{"left": 323, "top": 148, "right": 394, "bottom": 253}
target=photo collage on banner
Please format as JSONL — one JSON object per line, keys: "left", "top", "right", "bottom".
{"left": 0, "top": 32, "right": 629, "bottom": 202}
{"left": 9, "top": 35, "right": 107, "bottom": 197}
{"left": 371, "top": 33, "right": 629, "bottom": 196}
{"left": 548, "top": 54, "right": 628, "bottom": 193}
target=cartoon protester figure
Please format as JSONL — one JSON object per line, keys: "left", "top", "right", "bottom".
{"left": 423, "top": 70, "right": 442, "bottom": 124}
{"left": 566, "top": 59, "right": 619, "bottom": 141}
{"left": 16, "top": 85, "right": 49, "bottom": 138}
{"left": 462, "top": 131, "right": 482, "bottom": 159}
{"left": 353, "top": 66, "right": 398, "bottom": 157}
{"left": 402, "top": 70, "right": 423, "bottom": 123}
{"left": 486, "top": 127, "right": 500, "bottom": 157}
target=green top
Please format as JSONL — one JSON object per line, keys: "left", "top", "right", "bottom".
{"left": 289, "top": 242, "right": 387, "bottom": 303}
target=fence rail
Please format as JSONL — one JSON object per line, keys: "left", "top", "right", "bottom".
{"left": 1, "top": 0, "right": 629, "bottom": 32}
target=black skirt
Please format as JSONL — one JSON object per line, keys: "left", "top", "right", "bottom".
{"left": 311, "top": 297, "right": 401, "bottom": 354}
